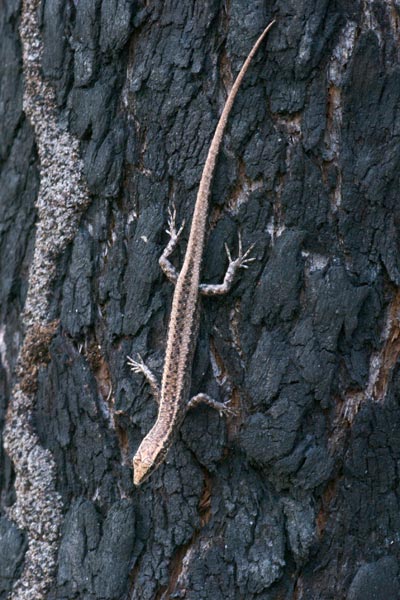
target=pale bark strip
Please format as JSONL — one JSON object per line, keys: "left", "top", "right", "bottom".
{"left": 3, "top": 1, "right": 91, "bottom": 597}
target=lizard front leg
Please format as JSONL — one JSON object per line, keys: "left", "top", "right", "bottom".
{"left": 127, "top": 354, "right": 160, "bottom": 403}
{"left": 187, "top": 393, "right": 236, "bottom": 416}
{"left": 199, "top": 232, "right": 256, "bottom": 296}
{"left": 158, "top": 205, "right": 185, "bottom": 284}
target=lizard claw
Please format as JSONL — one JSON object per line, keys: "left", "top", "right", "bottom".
{"left": 224, "top": 242, "right": 233, "bottom": 262}
{"left": 166, "top": 204, "right": 185, "bottom": 240}
{"left": 127, "top": 354, "right": 146, "bottom": 374}
{"left": 127, "top": 354, "right": 161, "bottom": 403}
{"left": 239, "top": 242, "right": 257, "bottom": 268}
{"left": 218, "top": 401, "right": 238, "bottom": 417}
{"left": 226, "top": 232, "right": 257, "bottom": 270}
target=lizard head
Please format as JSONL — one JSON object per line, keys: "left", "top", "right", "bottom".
{"left": 133, "top": 439, "right": 168, "bottom": 486}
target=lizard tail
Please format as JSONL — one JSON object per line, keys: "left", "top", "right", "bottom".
{"left": 187, "top": 20, "right": 276, "bottom": 249}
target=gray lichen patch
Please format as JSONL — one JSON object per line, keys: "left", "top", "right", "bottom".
{"left": 20, "top": 1, "right": 90, "bottom": 328}
{"left": 3, "top": 386, "right": 63, "bottom": 599}
{"left": 3, "top": 0, "right": 91, "bottom": 598}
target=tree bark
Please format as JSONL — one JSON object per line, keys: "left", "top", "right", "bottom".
{"left": 1, "top": 1, "right": 400, "bottom": 599}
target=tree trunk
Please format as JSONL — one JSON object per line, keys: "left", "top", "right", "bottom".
{"left": 1, "top": 1, "right": 400, "bottom": 599}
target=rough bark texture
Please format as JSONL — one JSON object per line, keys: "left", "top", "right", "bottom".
{"left": 1, "top": 1, "right": 400, "bottom": 599}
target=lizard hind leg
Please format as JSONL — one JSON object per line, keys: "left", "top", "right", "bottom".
{"left": 158, "top": 204, "right": 185, "bottom": 284}
{"left": 187, "top": 393, "right": 237, "bottom": 417}
{"left": 199, "top": 231, "right": 256, "bottom": 296}
{"left": 127, "top": 354, "right": 160, "bottom": 403}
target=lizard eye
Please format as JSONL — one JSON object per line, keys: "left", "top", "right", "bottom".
{"left": 133, "top": 446, "right": 168, "bottom": 485}
{"left": 133, "top": 451, "right": 161, "bottom": 485}
{"left": 133, "top": 457, "right": 153, "bottom": 486}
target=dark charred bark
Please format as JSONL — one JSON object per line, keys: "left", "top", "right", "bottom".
{"left": 1, "top": 1, "right": 400, "bottom": 599}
